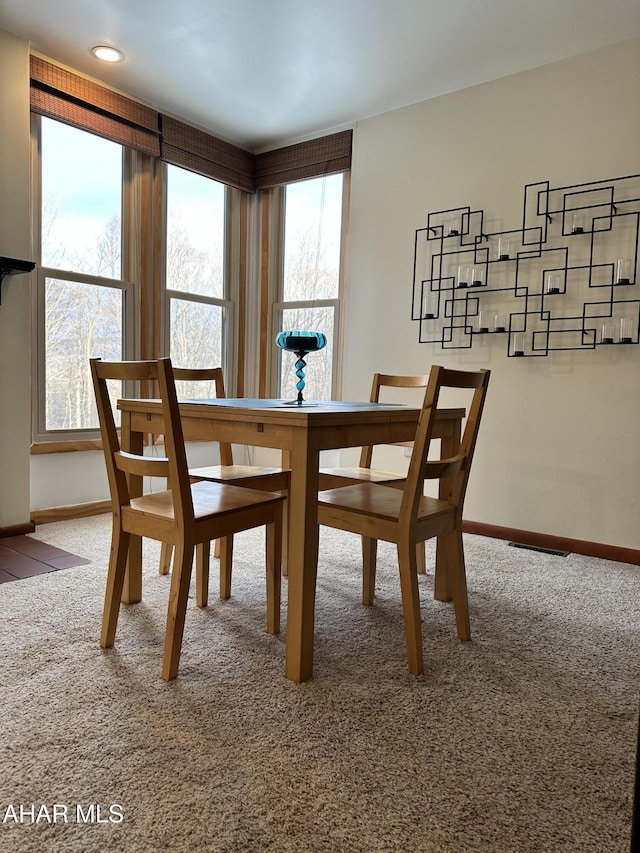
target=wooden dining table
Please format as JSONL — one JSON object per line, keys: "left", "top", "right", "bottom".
{"left": 117, "top": 397, "right": 465, "bottom": 682}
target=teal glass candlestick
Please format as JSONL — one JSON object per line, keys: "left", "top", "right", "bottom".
{"left": 276, "top": 331, "right": 327, "bottom": 405}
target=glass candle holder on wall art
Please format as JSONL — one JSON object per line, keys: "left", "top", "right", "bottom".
{"left": 494, "top": 314, "right": 507, "bottom": 333}
{"left": 571, "top": 212, "right": 585, "bottom": 234}
{"left": 620, "top": 317, "right": 633, "bottom": 343}
{"left": 422, "top": 292, "right": 435, "bottom": 319}
{"left": 616, "top": 258, "right": 632, "bottom": 285}
{"left": 512, "top": 332, "right": 525, "bottom": 356}
{"left": 498, "top": 236, "right": 510, "bottom": 261}
{"left": 477, "top": 311, "right": 491, "bottom": 333}
{"left": 456, "top": 265, "right": 469, "bottom": 288}
{"left": 471, "top": 266, "right": 485, "bottom": 287}
{"left": 600, "top": 323, "right": 615, "bottom": 344}
{"left": 545, "top": 273, "right": 562, "bottom": 295}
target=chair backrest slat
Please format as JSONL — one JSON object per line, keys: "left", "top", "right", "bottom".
{"left": 92, "top": 359, "right": 158, "bottom": 383}
{"left": 371, "top": 373, "right": 431, "bottom": 395}
{"left": 115, "top": 450, "right": 169, "bottom": 479}
{"left": 172, "top": 366, "right": 232, "bottom": 467}
{"left": 360, "top": 372, "right": 431, "bottom": 468}
{"left": 172, "top": 366, "right": 224, "bottom": 385}
{"left": 401, "top": 365, "right": 490, "bottom": 522}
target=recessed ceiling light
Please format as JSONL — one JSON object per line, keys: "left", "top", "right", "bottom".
{"left": 90, "top": 45, "right": 124, "bottom": 63}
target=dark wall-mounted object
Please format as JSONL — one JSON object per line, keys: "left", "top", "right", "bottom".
{"left": 412, "top": 174, "right": 640, "bottom": 357}
{"left": 0, "top": 256, "right": 36, "bottom": 305}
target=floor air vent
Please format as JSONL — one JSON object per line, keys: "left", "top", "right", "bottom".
{"left": 508, "top": 542, "right": 570, "bottom": 557}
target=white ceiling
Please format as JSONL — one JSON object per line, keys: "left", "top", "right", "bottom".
{"left": 1, "top": 0, "right": 639, "bottom": 151}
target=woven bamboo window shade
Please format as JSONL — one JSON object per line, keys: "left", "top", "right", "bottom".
{"left": 29, "top": 56, "right": 352, "bottom": 191}
{"left": 254, "top": 130, "right": 352, "bottom": 190}
{"left": 160, "top": 115, "right": 255, "bottom": 193}
{"left": 29, "top": 56, "right": 160, "bottom": 157}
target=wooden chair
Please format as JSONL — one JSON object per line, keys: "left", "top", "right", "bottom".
{"left": 159, "top": 366, "right": 290, "bottom": 601}
{"left": 317, "top": 365, "right": 490, "bottom": 676}
{"left": 318, "top": 372, "right": 431, "bottom": 572}
{"left": 91, "top": 357, "right": 285, "bottom": 681}
{"left": 318, "top": 372, "right": 430, "bottom": 488}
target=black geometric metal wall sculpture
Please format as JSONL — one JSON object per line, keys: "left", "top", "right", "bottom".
{"left": 411, "top": 174, "right": 640, "bottom": 356}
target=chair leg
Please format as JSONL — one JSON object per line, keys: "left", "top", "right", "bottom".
{"left": 213, "top": 538, "right": 221, "bottom": 559}
{"left": 434, "top": 536, "right": 453, "bottom": 602}
{"left": 100, "top": 524, "right": 131, "bottom": 648}
{"left": 442, "top": 529, "right": 471, "bottom": 641}
{"left": 416, "top": 542, "right": 426, "bottom": 575}
{"left": 196, "top": 542, "right": 210, "bottom": 608}
{"left": 266, "top": 504, "right": 283, "bottom": 635}
{"left": 161, "top": 475, "right": 176, "bottom": 575}
{"left": 362, "top": 536, "right": 378, "bottom": 605}
{"left": 396, "top": 539, "right": 424, "bottom": 676}
{"left": 219, "top": 535, "right": 234, "bottom": 600}
{"left": 162, "top": 541, "right": 194, "bottom": 681}
{"left": 159, "top": 542, "right": 173, "bottom": 575}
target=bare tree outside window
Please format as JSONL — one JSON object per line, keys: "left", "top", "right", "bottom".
{"left": 45, "top": 278, "right": 123, "bottom": 430}
{"left": 36, "top": 117, "right": 344, "bottom": 433}
{"left": 277, "top": 174, "right": 344, "bottom": 400}
{"left": 40, "top": 118, "right": 125, "bottom": 433}
{"left": 37, "top": 123, "right": 231, "bottom": 434}
{"left": 166, "top": 166, "right": 227, "bottom": 399}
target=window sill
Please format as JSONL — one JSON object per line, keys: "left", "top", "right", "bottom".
{"left": 31, "top": 439, "right": 103, "bottom": 455}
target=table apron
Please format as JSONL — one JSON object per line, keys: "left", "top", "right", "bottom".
{"left": 126, "top": 411, "right": 454, "bottom": 451}
{"left": 127, "top": 411, "right": 425, "bottom": 451}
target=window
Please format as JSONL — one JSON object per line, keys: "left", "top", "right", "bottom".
{"left": 274, "top": 173, "right": 347, "bottom": 401}
{"left": 32, "top": 119, "right": 238, "bottom": 442}
{"left": 165, "top": 165, "right": 232, "bottom": 398}
{"left": 41, "top": 119, "right": 122, "bottom": 277}
{"left": 30, "top": 66, "right": 351, "bottom": 445}
{"left": 34, "top": 117, "right": 134, "bottom": 438}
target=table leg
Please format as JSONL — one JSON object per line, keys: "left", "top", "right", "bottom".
{"left": 280, "top": 449, "right": 291, "bottom": 576}
{"left": 434, "top": 422, "right": 462, "bottom": 603}
{"left": 285, "top": 429, "right": 320, "bottom": 683}
{"left": 121, "top": 411, "right": 143, "bottom": 604}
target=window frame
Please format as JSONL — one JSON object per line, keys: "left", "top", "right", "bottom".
{"left": 159, "top": 161, "right": 237, "bottom": 389}
{"left": 30, "top": 117, "right": 240, "bottom": 446}
{"left": 271, "top": 171, "right": 350, "bottom": 401}
{"left": 271, "top": 297, "right": 341, "bottom": 399}
{"left": 33, "top": 267, "right": 137, "bottom": 442}
{"left": 164, "top": 289, "right": 236, "bottom": 377}
{"left": 31, "top": 114, "right": 139, "bottom": 444}
{"left": 28, "top": 58, "right": 352, "bottom": 448}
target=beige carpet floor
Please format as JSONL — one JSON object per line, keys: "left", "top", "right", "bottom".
{"left": 0, "top": 515, "right": 638, "bottom": 852}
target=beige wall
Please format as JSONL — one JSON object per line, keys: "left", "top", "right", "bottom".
{"left": 0, "top": 30, "right": 31, "bottom": 529}
{"left": 345, "top": 38, "right": 640, "bottom": 549}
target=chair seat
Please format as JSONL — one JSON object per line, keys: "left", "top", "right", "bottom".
{"left": 129, "top": 480, "right": 283, "bottom": 523}
{"left": 189, "top": 464, "right": 290, "bottom": 491}
{"left": 318, "top": 466, "right": 404, "bottom": 489}
{"left": 319, "top": 482, "right": 453, "bottom": 526}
